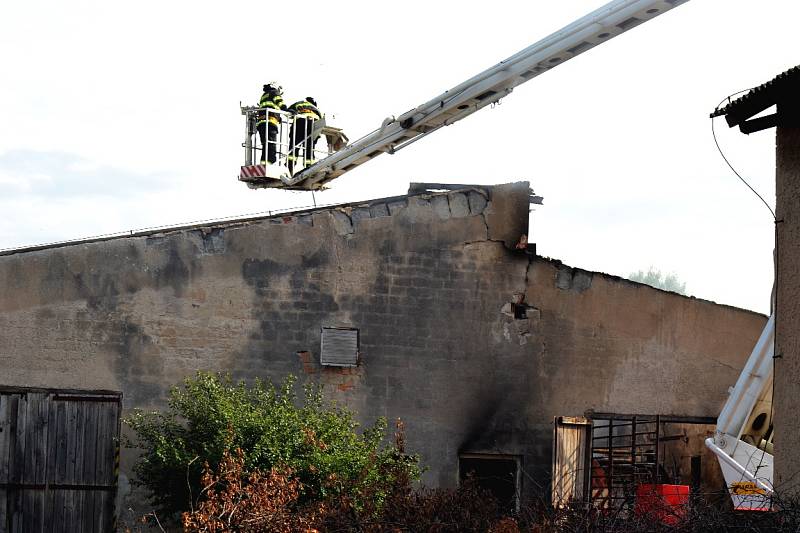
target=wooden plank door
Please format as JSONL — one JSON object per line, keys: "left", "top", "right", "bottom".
{"left": 0, "top": 389, "right": 120, "bottom": 533}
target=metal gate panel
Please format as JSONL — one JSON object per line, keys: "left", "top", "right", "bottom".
{"left": 0, "top": 387, "right": 121, "bottom": 533}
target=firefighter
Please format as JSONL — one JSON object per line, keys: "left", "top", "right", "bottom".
{"left": 257, "top": 83, "right": 286, "bottom": 164}
{"left": 287, "top": 97, "right": 322, "bottom": 173}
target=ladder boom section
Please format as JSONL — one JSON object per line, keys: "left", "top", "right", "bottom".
{"left": 705, "top": 315, "right": 775, "bottom": 510}
{"left": 715, "top": 314, "right": 775, "bottom": 441}
{"left": 287, "top": 0, "right": 689, "bottom": 189}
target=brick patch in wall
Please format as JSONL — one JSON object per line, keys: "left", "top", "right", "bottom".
{"left": 322, "top": 364, "right": 363, "bottom": 394}
{"left": 297, "top": 350, "right": 317, "bottom": 374}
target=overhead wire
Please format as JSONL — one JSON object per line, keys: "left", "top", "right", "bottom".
{"left": 711, "top": 87, "right": 781, "bottom": 501}
{"left": 711, "top": 90, "right": 776, "bottom": 220}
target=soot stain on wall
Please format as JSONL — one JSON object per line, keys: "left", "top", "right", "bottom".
{"left": 112, "top": 320, "right": 164, "bottom": 407}
{"left": 239, "top": 249, "right": 340, "bottom": 373}
{"left": 152, "top": 243, "right": 192, "bottom": 297}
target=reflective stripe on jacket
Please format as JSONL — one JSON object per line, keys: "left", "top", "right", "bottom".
{"left": 257, "top": 92, "right": 285, "bottom": 126}
{"left": 289, "top": 101, "right": 321, "bottom": 121}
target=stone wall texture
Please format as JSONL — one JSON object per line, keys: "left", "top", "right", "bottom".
{"left": 0, "top": 182, "right": 767, "bottom": 511}
{"left": 774, "top": 126, "right": 800, "bottom": 489}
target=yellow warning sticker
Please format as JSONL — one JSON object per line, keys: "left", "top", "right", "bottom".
{"left": 731, "top": 481, "right": 767, "bottom": 496}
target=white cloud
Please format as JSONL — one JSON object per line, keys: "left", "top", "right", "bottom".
{"left": 0, "top": 150, "right": 179, "bottom": 198}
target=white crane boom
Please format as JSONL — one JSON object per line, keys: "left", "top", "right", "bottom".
{"left": 706, "top": 315, "right": 775, "bottom": 511}
{"left": 269, "top": 0, "right": 690, "bottom": 190}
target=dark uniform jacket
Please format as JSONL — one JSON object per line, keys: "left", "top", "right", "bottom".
{"left": 258, "top": 92, "right": 286, "bottom": 127}
{"left": 288, "top": 100, "right": 321, "bottom": 121}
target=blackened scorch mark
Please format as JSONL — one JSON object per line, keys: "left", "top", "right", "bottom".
{"left": 153, "top": 243, "right": 192, "bottom": 297}
{"left": 73, "top": 272, "right": 121, "bottom": 312}
{"left": 237, "top": 248, "right": 336, "bottom": 368}
{"left": 111, "top": 320, "right": 165, "bottom": 408}
{"left": 200, "top": 228, "right": 226, "bottom": 254}
{"left": 242, "top": 257, "right": 291, "bottom": 292}
{"left": 459, "top": 396, "right": 503, "bottom": 453}
{"left": 241, "top": 249, "right": 331, "bottom": 293}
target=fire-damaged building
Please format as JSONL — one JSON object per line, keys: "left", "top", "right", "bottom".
{"left": 0, "top": 181, "right": 766, "bottom": 516}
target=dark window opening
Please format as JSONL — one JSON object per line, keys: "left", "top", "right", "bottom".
{"left": 752, "top": 412, "right": 767, "bottom": 431}
{"left": 459, "top": 455, "right": 520, "bottom": 513}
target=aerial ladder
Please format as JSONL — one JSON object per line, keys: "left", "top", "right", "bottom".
{"left": 705, "top": 316, "right": 775, "bottom": 511}
{"left": 237, "top": 0, "right": 778, "bottom": 514}
{"left": 239, "top": 0, "right": 690, "bottom": 190}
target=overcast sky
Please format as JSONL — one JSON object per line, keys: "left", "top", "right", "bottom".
{"left": 1, "top": 1, "right": 796, "bottom": 314}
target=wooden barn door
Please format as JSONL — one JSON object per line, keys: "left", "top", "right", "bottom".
{"left": 0, "top": 388, "right": 121, "bottom": 533}
{"left": 552, "top": 416, "right": 592, "bottom": 508}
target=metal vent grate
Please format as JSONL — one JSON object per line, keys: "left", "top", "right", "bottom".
{"left": 320, "top": 327, "right": 359, "bottom": 367}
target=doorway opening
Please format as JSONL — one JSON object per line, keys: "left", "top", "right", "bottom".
{"left": 459, "top": 453, "right": 521, "bottom": 513}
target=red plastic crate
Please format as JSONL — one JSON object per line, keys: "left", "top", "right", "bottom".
{"left": 634, "top": 484, "right": 690, "bottom": 525}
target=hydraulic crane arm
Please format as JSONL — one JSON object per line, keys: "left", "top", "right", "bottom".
{"left": 706, "top": 315, "right": 775, "bottom": 510}
{"left": 714, "top": 315, "right": 775, "bottom": 442}
{"left": 282, "top": 0, "right": 690, "bottom": 190}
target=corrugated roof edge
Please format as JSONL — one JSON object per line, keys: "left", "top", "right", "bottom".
{"left": 711, "top": 64, "right": 800, "bottom": 119}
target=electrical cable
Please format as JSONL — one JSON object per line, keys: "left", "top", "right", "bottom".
{"left": 711, "top": 88, "right": 781, "bottom": 505}
{"left": 711, "top": 91, "right": 776, "bottom": 220}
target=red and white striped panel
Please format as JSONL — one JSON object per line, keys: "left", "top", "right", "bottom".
{"left": 239, "top": 164, "right": 266, "bottom": 180}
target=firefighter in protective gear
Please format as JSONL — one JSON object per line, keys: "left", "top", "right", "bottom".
{"left": 257, "top": 83, "right": 287, "bottom": 164}
{"left": 287, "top": 97, "right": 322, "bottom": 173}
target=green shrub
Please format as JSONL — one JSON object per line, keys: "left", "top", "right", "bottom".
{"left": 124, "top": 371, "right": 420, "bottom": 519}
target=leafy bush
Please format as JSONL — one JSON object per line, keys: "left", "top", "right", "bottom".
{"left": 182, "top": 441, "right": 506, "bottom": 533}
{"left": 125, "top": 372, "right": 420, "bottom": 519}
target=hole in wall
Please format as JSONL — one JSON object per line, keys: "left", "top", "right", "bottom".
{"left": 459, "top": 454, "right": 520, "bottom": 513}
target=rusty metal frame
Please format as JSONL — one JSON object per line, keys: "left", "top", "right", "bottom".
{"left": 585, "top": 411, "right": 717, "bottom": 511}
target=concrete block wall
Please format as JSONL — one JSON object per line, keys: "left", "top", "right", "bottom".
{"left": 0, "top": 181, "right": 766, "bottom": 512}
{"left": 775, "top": 126, "right": 800, "bottom": 490}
